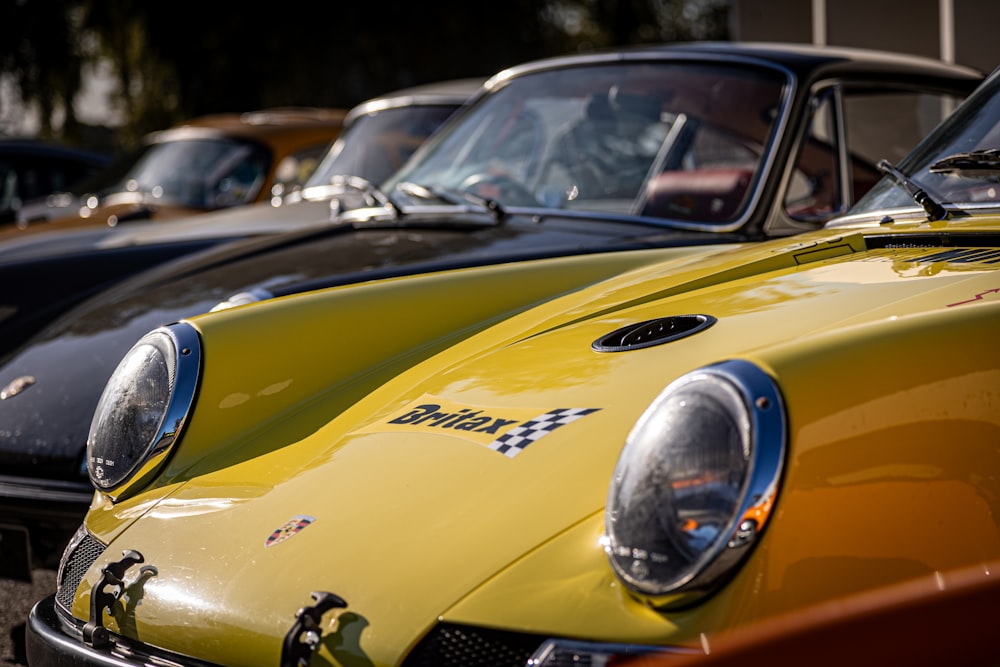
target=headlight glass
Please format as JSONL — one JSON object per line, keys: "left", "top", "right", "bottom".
{"left": 605, "top": 359, "right": 785, "bottom": 606}
{"left": 87, "top": 323, "right": 200, "bottom": 498}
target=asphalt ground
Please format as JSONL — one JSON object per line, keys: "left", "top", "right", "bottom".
{"left": 0, "top": 568, "right": 56, "bottom": 666}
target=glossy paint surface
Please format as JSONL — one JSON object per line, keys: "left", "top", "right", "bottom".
{"left": 66, "top": 216, "right": 1000, "bottom": 665}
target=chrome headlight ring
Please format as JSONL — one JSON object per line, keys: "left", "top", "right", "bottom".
{"left": 87, "top": 322, "right": 201, "bottom": 500}
{"left": 604, "top": 359, "right": 786, "bottom": 608}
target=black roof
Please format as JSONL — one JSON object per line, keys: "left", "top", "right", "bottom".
{"left": 0, "top": 138, "right": 110, "bottom": 164}
{"left": 490, "top": 41, "right": 984, "bottom": 88}
{"left": 344, "top": 78, "right": 486, "bottom": 125}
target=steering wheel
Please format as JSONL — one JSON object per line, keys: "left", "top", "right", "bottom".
{"left": 460, "top": 171, "right": 539, "bottom": 206}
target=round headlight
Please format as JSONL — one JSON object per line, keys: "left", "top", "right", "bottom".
{"left": 604, "top": 359, "right": 785, "bottom": 607}
{"left": 87, "top": 323, "right": 201, "bottom": 498}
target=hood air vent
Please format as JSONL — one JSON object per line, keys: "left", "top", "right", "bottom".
{"left": 592, "top": 315, "right": 716, "bottom": 352}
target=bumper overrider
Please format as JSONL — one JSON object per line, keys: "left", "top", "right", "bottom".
{"left": 26, "top": 526, "right": 692, "bottom": 667}
{"left": 27, "top": 593, "right": 223, "bottom": 667}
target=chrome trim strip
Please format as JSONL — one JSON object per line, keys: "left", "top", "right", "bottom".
{"left": 827, "top": 203, "right": 1000, "bottom": 228}
{"left": 832, "top": 84, "right": 853, "bottom": 212}
{"left": 527, "top": 638, "right": 700, "bottom": 666}
{"left": 28, "top": 593, "right": 223, "bottom": 667}
{"left": 0, "top": 476, "right": 94, "bottom": 504}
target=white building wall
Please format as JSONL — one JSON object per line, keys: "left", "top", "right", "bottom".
{"left": 731, "top": 0, "right": 999, "bottom": 73}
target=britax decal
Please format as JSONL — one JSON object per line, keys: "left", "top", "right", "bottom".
{"left": 359, "top": 396, "right": 601, "bottom": 458}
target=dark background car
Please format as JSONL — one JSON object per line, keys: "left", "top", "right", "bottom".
{"left": 0, "top": 42, "right": 981, "bottom": 590}
{"left": 92, "top": 77, "right": 487, "bottom": 247}
{"left": 0, "top": 140, "right": 109, "bottom": 225}
{"left": 0, "top": 80, "right": 481, "bottom": 357}
{"left": 8, "top": 107, "right": 348, "bottom": 231}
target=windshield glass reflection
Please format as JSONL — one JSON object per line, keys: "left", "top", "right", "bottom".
{"left": 384, "top": 61, "right": 788, "bottom": 225}
{"left": 307, "top": 104, "right": 461, "bottom": 188}
{"left": 116, "top": 138, "right": 271, "bottom": 209}
{"left": 850, "top": 72, "right": 1000, "bottom": 215}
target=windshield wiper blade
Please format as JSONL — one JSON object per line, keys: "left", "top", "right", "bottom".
{"left": 396, "top": 181, "right": 506, "bottom": 223}
{"left": 929, "top": 148, "right": 1000, "bottom": 173}
{"left": 877, "top": 159, "right": 948, "bottom": 221}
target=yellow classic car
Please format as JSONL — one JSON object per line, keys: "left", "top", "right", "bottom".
{"left": 25, "top": 67, "right": 1000, "bottom": 666}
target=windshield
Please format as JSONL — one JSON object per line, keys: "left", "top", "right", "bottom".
{"left": 306, "top": 103, "right": 461, "bottom": 188}
{"left": 849, "top": 71, "right": 1000, "bottom": 216}
{"left": 112, "top": 137, "right": 271, "bottom": 209}
{"left": 383, "top": 61, "right": 788, "bottom": 225}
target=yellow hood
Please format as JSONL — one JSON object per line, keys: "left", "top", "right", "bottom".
{"left": 75, "top": 220, "right": 1000, "bottom": 665}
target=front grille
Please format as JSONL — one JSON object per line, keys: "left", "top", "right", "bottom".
{"left": 402, "top": 622, "right": 547, "bottom": 667}
{"left": 56, "top": 530, "right": 106, "bottom": 611}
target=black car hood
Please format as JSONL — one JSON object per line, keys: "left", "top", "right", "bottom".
{"left": 0, "top": 214, "right": 745, "bottom": 480}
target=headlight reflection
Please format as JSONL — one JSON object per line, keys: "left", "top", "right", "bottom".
{"left": 605, "top": 359, "right": 786, "bottom": 607}
{"left": 87, "top": 323, "right": 201, "bottom": 499}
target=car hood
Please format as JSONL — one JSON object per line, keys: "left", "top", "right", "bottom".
{"left": 94, "top": 197, "right": 335, "bottom": 246}
{"left": 0, "top": 214, "right": 723, "bottom": 479}
{"left": 0, "top": 198, "right": 334, "bottom": 261}
{"left": 70, "top": 218, "right": 1000, "bottom": 666}
{"left": 0, "top": 198, "right": 202, "bottom": 243}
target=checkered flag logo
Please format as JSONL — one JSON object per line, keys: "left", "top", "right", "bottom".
{"left": 488, "top": 408, "right": 600, "bottom": 458}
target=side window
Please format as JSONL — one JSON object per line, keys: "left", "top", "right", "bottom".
{"left": 786, "top": 88, "right": 963, "bottom": 224}
{"left": 0, "top": 160, "right": 17, "bottom": 217}
{"left": 841, "top": 91, "right": 957, "bottom": 199}
{"left": 784, "top": 91, "right": 842, "bottom": 222}
{"left": 0, "top": 157, "right": 93, "bottom": 218}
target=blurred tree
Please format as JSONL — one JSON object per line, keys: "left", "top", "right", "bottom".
{"left": 0, "top": 0, "right": 85, "bottom": 141}
{"left": 1, "top": 0, "right": 730, "bottom": 151}
{"left": 543, "top": 0, "right": 729, "bottom": 48}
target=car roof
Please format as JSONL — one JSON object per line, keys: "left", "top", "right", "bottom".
{"left": 343, "top": 78, "right": 486, "bottom": 126}
{"left": 147, "top": 106, "right": 348, "bottom": 145}
{"left": 489, "top": 41, "right": 984, "bottom": 88}
{"left": 0, "top": 138, "right": 110, "bottom": 164}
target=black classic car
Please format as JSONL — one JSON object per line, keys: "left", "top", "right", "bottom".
{"left": 81, "top": 77, "right": 487, "bottom": 247}
{"left": 0, "top": 42, "right": 982, "bottom": 580}
{"left": 0, "top": 79, "right": 482, "bottom": 356}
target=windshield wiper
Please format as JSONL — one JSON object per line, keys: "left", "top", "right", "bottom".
{"left": 396, "top": 181, "right": 506, "bottom": 224}
{"left": 929, "top": 148, "right": 1000, "bottom": 174}
{"left": 877, "top": 159, "right": 948, "bottom": 221}
{"left": 328, "top": 175, "right": 403, "bottom": 217}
